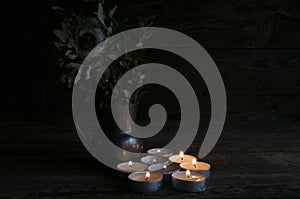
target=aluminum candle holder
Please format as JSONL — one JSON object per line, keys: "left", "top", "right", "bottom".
{"left": 148, "top": 163, "right": 180, "bottom": 182}
{"left": 147, "top": 148, "right": 174, "bottom": 157}
{"left": 128, "top": 171, "right": 163, "bottom": 192}
{"left": 171, "top": 170, "right": 206, "bottom": 192}
{"left": 169, "top": 151, "right": 196, "bottom": 164}
{"left": 180, "top": 160, "right": 211, "bottom": 178}
{"left": 117, "top": 161, "right": 148, "bottom": 179}
{"left": 141, "top": 155, "right": 169, "bottom": 165}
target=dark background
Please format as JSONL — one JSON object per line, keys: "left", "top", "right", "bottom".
{"left": 1, "top": 0, "right": 300, "bottom": 198}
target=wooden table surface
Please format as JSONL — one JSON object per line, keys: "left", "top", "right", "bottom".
{"left": 0, "top": 120, "right": 299, "bottom": 198}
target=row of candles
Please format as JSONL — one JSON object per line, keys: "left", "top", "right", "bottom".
{"left": 117, "top": 148, "right": 211, "bottom": 192}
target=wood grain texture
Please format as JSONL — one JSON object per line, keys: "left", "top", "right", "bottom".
{"left": 47, "top": 0, "right": 300, "bottom": 48}
{"left": 3, "top": 0, "right": 300, "bottom": 198}
{"left": 0, "top": 122, "right": 299, "bottom": 198}
{"left": 2, "top": 49, "right": 299, "bottom": 122}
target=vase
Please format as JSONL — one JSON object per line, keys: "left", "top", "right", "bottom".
{"left": 97, "top": 103, "right": 143, "bottom": 154}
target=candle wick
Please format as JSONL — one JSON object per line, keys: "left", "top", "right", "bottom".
{"left": 192, "top": 159, "right": 197, "bottom": 168}
{"left": 186, "top": 170, "right": 191, "bottom": 179}
{"left": 179, "top": 151, "right": 184, "bottom": 161}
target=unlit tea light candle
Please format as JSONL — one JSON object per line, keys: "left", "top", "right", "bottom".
{"left": 141, "top": 155, "right": 169, "bottom": 165}
{"left": 147, "top": 148, "right": 173, "bottom": 157}
{"left": 128, "top": 171, "right": 163, "bottom": 192}
{"left": 172, "top": 170, "right": 206, "bottom": 192}
{"left": 180, "top": 158, "right": 211, "bottom": 178}
{"left": 148, "top": 163, "right": 180, "bottom": 182}
{"left": 169, "top": 151, "right": 196, "bottom": 164}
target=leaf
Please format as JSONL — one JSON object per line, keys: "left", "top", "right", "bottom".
{"left": 65, "top": 62, "right": 80, "bottom": 69}
{"left": 140, "top": 74, "right": 145, "bottom": 80}
{"left": 65, "top": 50, "right": 78, "bottom": 60}
{"left": 109, "top": 5, "right": 117, "bottom": 18}
{"left": 67, "top": 38, "right": 75, "bottom": 48}
{"left": 53, "top": 29, "right": 67, "bottom": 43}
{"left": 138, "top": 16, "right": 155, "bottom": 27}
{"left": 61, "top": 22, "right": 72, "bottom": 36}
{"left": 123, "top": 89, "right": 131, "bottom": 98}
{"left": 136, "top": 42, "right": 143, "bottom": 48}
{"left": 107, "top": 26, "right": 112, "bottom": 34}
{"left": 96, "top": 2, "right": 107, "bottom": 27}
{"left": 52, "top": 6, "right": 63, "bottom": 10}
{"left": 107, "top": 53, "right": 118, "bottom": 60}
{"left": 53, "top": 41, "right": 66, "bottom": 48}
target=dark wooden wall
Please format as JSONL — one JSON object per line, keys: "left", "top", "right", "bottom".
{"left": 4, "top": 0, "right": 300, "bottom": 122}
{"left": 1, "top": 0, "right": 300, "bottom": 198}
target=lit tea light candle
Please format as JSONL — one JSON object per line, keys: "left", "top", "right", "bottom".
{"left": 180, "top": 158, "right": 211, "bottom": 178}
{"left": 128, "top": 171, "right": 163, "bottom": 192}
{"left": 141, "top": 155, "right": 169, "bottom": 165}
{"left": 148, "top": 163, "right": 180, "bottom": 182}
{"left": 171, "top": 170, "right": 206, "bottom": 192}
{"left": 117, "top": 161, "right": 147, "bottom": 179}
{"left": 147, "top": 148, "right": 174, "bottom": 157}
{"left": 169, "top": 151, "right": 196, "bottom": 164}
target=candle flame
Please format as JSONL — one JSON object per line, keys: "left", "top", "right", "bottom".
{"left": 186, "top": 170, "right": 191, "bottom": 178}
{"left": 128, "top": 161, "right": 133, "bottom": 167}
{"left": 179, "top": 151, "right": 184, "bottom": 160}
{"left": 157, "top": 149, "right": 161, "bottom": 153}
{"left": 163, "top": 165, "right": 167, "bottom": 169}
{"left": 192, "top": 158, "right": 197, "bottom": 168}
{"left": 145, "top": 171, "right": 150, "bottom": 180}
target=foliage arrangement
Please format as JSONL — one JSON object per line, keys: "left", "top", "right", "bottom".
{"left": 53, "top": 0, "right": 154, "bottom": 108}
